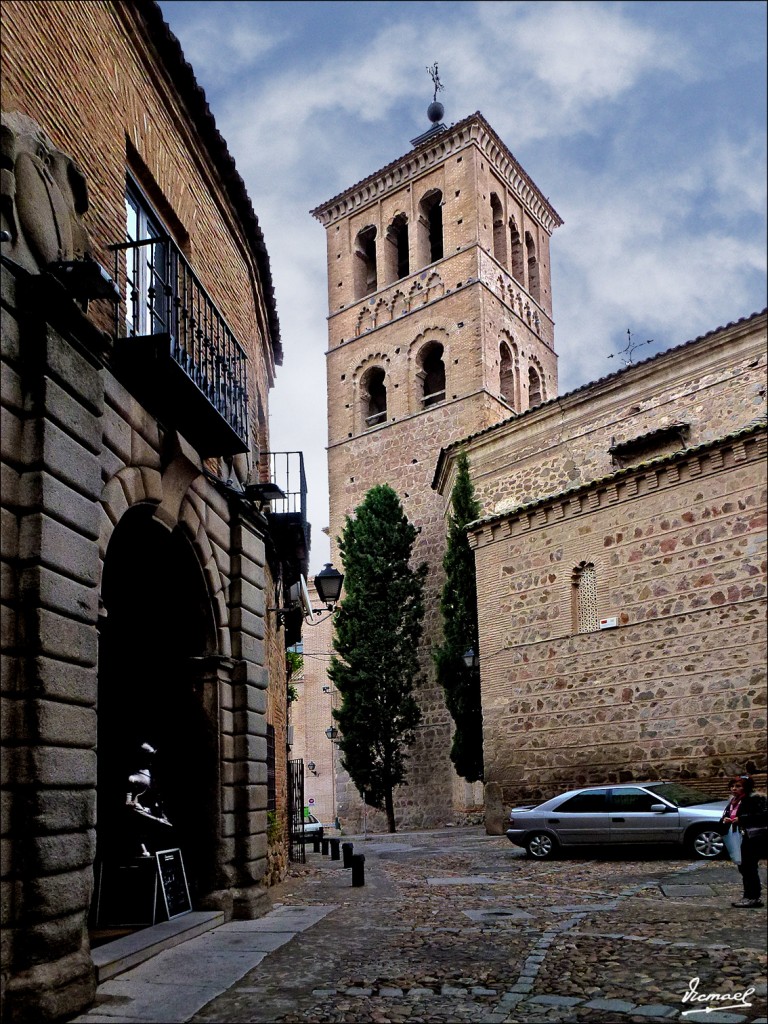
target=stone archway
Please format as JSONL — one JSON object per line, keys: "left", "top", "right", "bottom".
{"left": 93, "top": 503, "right": 218, "bottom": 927}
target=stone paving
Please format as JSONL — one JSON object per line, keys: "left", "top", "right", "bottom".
{"left": 89, "top": 827, "right": 767, "bottom": 1023}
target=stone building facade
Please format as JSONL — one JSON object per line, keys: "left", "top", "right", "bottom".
{"left": 432, "top": 311, "right": 767, "bottom": 832}
{"left": 311, "top": 111, "right": 562, "bottom": 830}
{"left": 288, "top": 581, "right": 338, "bottom": 826}
{"left": 1, "top": 3, "right": 306, "bottom": 1021}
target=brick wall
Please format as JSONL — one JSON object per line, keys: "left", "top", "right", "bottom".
{"left": 460, "top": 314, "right": 768, "bottom": 830}
{"left": 1, "top": 0, "right": 276, "bottom": 404}
{"left": 315, "top": 114, "right": 562, "bottom": 829}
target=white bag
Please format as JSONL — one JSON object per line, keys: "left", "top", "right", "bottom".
{"left": 723, "top": 825, "right": 742, "bottom": 865}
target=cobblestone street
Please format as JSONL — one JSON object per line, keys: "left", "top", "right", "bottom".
{"left": 175, "top": 828, "right": 768, "bottom": 1024}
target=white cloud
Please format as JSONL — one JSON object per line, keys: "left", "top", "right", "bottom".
{"left": 167, "top": 7, "right": 287, "bottom": 89}
{"left": 157, "top": 1, "right": 767, "bottom": 570}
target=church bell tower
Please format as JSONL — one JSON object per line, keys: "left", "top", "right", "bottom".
{"left": 311, "top": 101, "right": 562, "bottom": 828}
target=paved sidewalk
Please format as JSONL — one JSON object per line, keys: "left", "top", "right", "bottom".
{"left": 72, "top": 828, "right": 767, "bottom": 1023}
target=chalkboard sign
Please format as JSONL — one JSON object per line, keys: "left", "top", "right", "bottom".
{"left": 155, "top": 848, "right": 192, "bottom": 920}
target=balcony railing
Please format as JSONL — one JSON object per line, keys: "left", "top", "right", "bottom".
{"left": 111, "top": 236, "right": 249, "bottom": 455}
{"left": 267, "top": 451, "right": 307, "bottom": 521}
{"left": 265, "top": 451, "right": 310, "bottom": 593}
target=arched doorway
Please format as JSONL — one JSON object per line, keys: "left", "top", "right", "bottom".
{"left": 94, "top": 504, "right": 218, "bottom": 927}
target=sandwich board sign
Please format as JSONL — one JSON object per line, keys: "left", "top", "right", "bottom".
{"left": 155, "top": 848, "right": 192, "bottom": 920}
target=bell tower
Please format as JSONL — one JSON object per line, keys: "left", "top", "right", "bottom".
{"left": 312, "top": 107, "right": 562, "bottom": 829}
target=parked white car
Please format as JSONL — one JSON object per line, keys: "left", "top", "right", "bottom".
{"left": 506, "top": 782, "right": 727, "bottom": 860}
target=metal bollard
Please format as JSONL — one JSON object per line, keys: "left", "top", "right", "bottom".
{"left": 341, "top": 842, "right": 353, "bottom": 868}
{"left": 311, "top": 834, "right": 321, "bottom": 853}
{"left": 329, "top": 837, "right": 341, "bottom": 861}
{"left": 321, "top": 837, "right": 329, "bottom": 856}
{"left": 351, "top": 853, "right": 365, "bottom": 887}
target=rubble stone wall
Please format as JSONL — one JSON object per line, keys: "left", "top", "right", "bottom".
{"left": 470, "top": 426, "right": 767, "bottom": 831}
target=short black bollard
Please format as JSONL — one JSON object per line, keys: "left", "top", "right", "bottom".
{"left": 329, "top": 837, "right": 341, "bottom": 861}
{"left": 311, "top": 834, "right": 321, "bottom": 853}
{"left": 351, "top": 853, "right": 365, "bottom": 887}
{"left": 341, "top": 842, "right": 353, "bottom": 868}
{"left": 321, "top": 837, "right": 330, "bottom": 856}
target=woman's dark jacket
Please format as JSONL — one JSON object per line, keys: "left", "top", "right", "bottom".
{"left": 738, "top": 793, "right": 768, "bottom": 832}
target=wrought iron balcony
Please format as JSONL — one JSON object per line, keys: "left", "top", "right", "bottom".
{"left": 111, "top": 236, "right": 249, "bottom": 456}
{"left": 265, "top": 451, "right": 310, "bottom": 585}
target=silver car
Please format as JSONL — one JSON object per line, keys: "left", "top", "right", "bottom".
{"left": 506, "top": 782, "right": 727, "bottom": 860}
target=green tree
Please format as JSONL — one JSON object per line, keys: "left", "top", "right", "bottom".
{"left": 434, "top": 450, "right": 484, "bottom": 782}
{"left": 329, "top": 484, "right": 427, "bottom": 832}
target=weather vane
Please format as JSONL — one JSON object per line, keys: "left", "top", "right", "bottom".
{"left": 426, "top": 62, "right": 444, "bottom": 104}
{"left": 608, "top": 329, "right": 655, "bottom": 366}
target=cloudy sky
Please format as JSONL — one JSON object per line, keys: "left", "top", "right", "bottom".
{"left": 157, "top": 0, "right": 767, "bottom": 573}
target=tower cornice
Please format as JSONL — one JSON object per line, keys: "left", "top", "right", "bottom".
{"left": 310, "top": 111, "right": 563, "bottom": 235}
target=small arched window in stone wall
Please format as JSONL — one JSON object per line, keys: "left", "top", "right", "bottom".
{"left": 499, "top": 341, "right": 516, "bottom": 408}
{"left": 385, "top": 213, "right": 409, "bottom": 284}
{"left": 491, "top": 193, "right": 507, "bottom": 266}
{"left": 418, "top": 189, "right": 443, "bottom": 265}
{"left": 528, "top": 365, "right": 543, "bottom": 407}
{"left": 354, "top": 225, "right": 377, "bottom": 299}
{"left": 509, "top": 216, "right": 525, "bottom": 284}
{"left": 572, "top": 562, "right": 599, "bottom": 634}
{"left": 418, "top": 342, "right": 446, "bottom": 408}
{"left": 525, "top": 230, "right": 540, "bottom": 303}
{"left": 362, "top": 366, "right": 387, "bottom": 428}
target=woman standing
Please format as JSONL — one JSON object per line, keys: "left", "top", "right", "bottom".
{"left": 722, "top": 775, "right": 768, "bottom": 909}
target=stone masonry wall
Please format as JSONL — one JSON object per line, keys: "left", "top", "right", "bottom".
{"left": 470, "top": 427, "right": 767, "bottom": 831}
{"left": 450, "top": 315, "right": 767, "bottom": 518}
{"left": 1, "top": 3, "right": 284, "bottom": 1019}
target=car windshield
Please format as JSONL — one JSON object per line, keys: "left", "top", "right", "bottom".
{"left": 644, "top": 782, "right": 716, "bottom": 807}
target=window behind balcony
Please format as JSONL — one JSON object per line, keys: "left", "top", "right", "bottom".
{"left": 125, "top": 183, "right": 169, "bottom": 336}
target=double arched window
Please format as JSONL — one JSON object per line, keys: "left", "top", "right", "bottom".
{"left": 499, "top": 341, "right": 516, "bottom": 408}
{"left": 525, "top": 231, "right": 540, "bottom": 302}
{"left": 418, "top": 189, "right": 443, "bottom": 265}
{"left": 528, "top": 365, "right": 543, "bottom": 407}
{"left": 491, "top": 193, "right": 507, "bottom": 265}
{"left": 384, "top": 213, "right": 409, "bottom": 284}
{"left": 509, "top": 216, "right": 525, "bottom": 284}
{"left": 354, "top": 225, "right": 377, "bottom": 299}
{"left": 417, "top": 342, "right": 446, "bottom": 408}
{"left": 361, "top": 366, "right": 387, "bottom": 428}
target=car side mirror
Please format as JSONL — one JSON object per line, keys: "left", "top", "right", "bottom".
{"left": 650, "top": 803, "right": 669, "bottom": 813}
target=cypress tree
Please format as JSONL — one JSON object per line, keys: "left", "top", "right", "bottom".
{"left": 434, "top": 449, "right": 484, "bottom": 782}
{"left": 329, "top": 484, "right": 427, "bottom": 832}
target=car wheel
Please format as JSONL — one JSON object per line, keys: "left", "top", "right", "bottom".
{"left": 526, "top": 831, "right": 558, "bottom": 860}
{"left": 689, "top": 826, "right": 725, "bottom": 860}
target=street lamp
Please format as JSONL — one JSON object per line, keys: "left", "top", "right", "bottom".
{"left": 463, "top": 647, "right": 479, "bottom": 669}
{"left": 324, "top": 726, "right": 340, "bottom": 828}
{"left": 314, "top": 563, "right": 344, "bottom": 609}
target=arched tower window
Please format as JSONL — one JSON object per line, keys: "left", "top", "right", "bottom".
{"left": 384, "top": 213, "right": 409, "bottom": 284}
{"left": 499, "top": 342, "right": 516, "bottom": 408}
{"left": 528, "top": 365, "right": 543, "bottom": 407}
{"left": 418, "top": 342, "right": 446, "bottom": 408}
{"left": 572, "top": 562, "right": 598, "bottom": 633}
{"left": 354, "top": 225, "right": 377, "bottom": 299}
{"left": 509, "top": 217, "right": 524, "bottom": 284}
{"left": 418, "top": 190, "right": 443, "bottom": 266}
{"left": 362, "top": 366, "right": 387, "bottom": 428}
{"left": 526, "top": 231, "right": 540, "bottom": 302}
{"left": 491, "top": 193, "right": 507, "bottom": 266}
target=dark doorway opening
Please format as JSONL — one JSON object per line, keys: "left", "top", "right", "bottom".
{"left": 92, "top": 505, "right": 216, "bottom": 932}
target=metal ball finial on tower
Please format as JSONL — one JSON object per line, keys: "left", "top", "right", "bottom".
{"left": 426, "top": 62, "right": 444, "bottom": 123}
